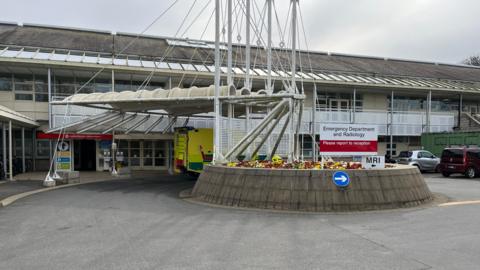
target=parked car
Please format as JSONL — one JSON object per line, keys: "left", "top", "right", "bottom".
{"left": 439, "top": 148, "right": 480, "bottom": 178}
{"left": 396, "top": 150, "right": 440, "bottom": 172}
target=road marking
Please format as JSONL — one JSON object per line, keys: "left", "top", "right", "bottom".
{"left": 439, "top": 200, "right": 480, "bottom": 207}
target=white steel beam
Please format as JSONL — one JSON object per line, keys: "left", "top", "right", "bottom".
{"left": 124, "top": 115, "right": 150, "bottom": 134}
{"left": 213, "top": 0, "right": 222, "bottom": 163}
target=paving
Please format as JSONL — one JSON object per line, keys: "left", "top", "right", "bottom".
{"left": 0, "top": 180, "right": 44, "bottom": 201}
{"left": 0, "top": 172, "right": 479, "bottom": 270}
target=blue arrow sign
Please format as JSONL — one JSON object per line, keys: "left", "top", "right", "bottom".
{"left": 332, "top": 171, "right": 350, "bottom": 187}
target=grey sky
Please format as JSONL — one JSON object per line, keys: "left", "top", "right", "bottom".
{"left": 1, "top": 0, "right": 478, "bottom": 64}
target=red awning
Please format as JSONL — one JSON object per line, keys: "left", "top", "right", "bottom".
{"left": 37, "top": 132, "right": 113, "bottom": 140}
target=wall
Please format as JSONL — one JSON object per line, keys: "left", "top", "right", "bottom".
{"left": 362, "top": 92, "right": 388, "bottom": 111}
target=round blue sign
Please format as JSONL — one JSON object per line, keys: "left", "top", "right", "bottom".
{"left": 332, "top": 171, "right": 350, "bottom": 187}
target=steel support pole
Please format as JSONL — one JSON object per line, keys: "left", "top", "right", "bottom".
{"left": 245, "top": 0, "right": 251, "bottom": 89}
{"left": 265, "top": 0, "right": 273, "bottom": 158}
{"left": 458, "top": 93, "right": 463, "bottom": 128}
{"left": 251, "top": 107, "right": 287, "bottom": 158}
{"left": 390, "top": 91, "right": 394, "bottom": 158}
{"left": 288, "top": 0, "right": 298, "bottom": 162}
{"left": 111, "top": 69, "right": 115, "bottom": 92}
{"left": 48, "top": 68, "right": 52, "bottom": 129}
{"left": 291, "top": 0, "right": 297, "bottom": 93}
{"left": 2, "top": 122, "right": 6, "bottom": 177}
{"left": 227, "top": 0, "right": 233, "bottom": 85}
{"left": 21, "top": 127, "right": 25, "bottom": 173}
{"left": 245, "top": 105, "right": 250, "bottom": 157}
{"left": 32, "top": 128, "right": 36, "bottom": 171}
{"left": 352, "top": 88, "right": 356, "bottom": 124}
{"left": 288, "top": 98, "right": 295, "bottom": 162}
{"left": 267, "top": 0, "right": 272, "bottom": 92}
{"left": 213, "top": 0, "right": 222, "bottom": 163}
{"left": 227, "top": 0, "right": 233, "bottom": 157}
{"left": 271, "top": 112, "right": 291, "bottom": 157}
{"left": 312, "top": 84, "right": 317, "bottom": 161}
{"left": 8, "top": 120, "right": 13, "bottom": 181}
{"left": 427, "top": 90, "right": 432, "bottom": 133}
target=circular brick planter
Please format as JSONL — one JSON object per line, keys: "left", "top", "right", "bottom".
{"left": 191, "top": 165, "right": 433, "bottom": 211}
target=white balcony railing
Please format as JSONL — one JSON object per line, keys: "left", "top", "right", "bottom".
{"left": 51, "top": 103, "right": 456, "bottom": 138}
{"left": 301, "top": 109, "right": 455, "bottom": 135}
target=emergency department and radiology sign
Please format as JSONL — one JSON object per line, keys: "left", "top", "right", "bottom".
{"left": 319, "top": 124, "right": 378, "bottom": 156}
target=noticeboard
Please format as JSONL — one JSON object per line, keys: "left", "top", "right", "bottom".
{"left": 319, "top": 124, "right": 378, "bottom": 156}
{"left": 56, "top": 140, "right": 72, "bottom": 172}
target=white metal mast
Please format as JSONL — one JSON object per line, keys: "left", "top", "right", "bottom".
{"left": 227, "top": 0, "right": 233, "bottom": 157}
{"left": 288, "top": 0, "right": 298, "bottom": 161}
{"left": 291, "top": 0, "right": 297, "bottom": 93}
{"left": 267, "top": 0, "right": 272, "bottom": 92}
{"left": 266, "top": 0, "right": 273, "bottom": 157}
{"left": 245, "top": 0, "right": 251, "bottom": 89}
{"left": 213, "top": 0, "right": 222, "bottom": 163}
{"left": 244, "top": 0, "right": 251, "bottom": 159}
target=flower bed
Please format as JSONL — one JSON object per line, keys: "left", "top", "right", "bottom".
{"left": 225, "top": 160, "right": 396, "bottom": 170}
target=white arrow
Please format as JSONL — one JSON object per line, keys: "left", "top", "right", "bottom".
{"left": 334, "top": 175, "right": 348, "bottom": 183}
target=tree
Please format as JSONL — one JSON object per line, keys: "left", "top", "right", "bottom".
{"left": 462, "top": 55, "right": 480, "bottom": 66}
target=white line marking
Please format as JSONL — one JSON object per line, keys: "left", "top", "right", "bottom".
{"left": 439, "top": 200, "right": 480, "bottom": 207}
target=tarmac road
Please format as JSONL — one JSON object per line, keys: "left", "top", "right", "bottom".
{"left": 0, "top": 173, "right": 479, "bottom": 270}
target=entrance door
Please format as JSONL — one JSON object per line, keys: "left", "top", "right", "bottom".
{"left": 329, "top": 99, "right": 350, "bottom": 122}
{"left": 329, "top": 99, "right": 349, "bottom": 111}
{"left": 74, "top": 140, "right": 96, "bottom": 171}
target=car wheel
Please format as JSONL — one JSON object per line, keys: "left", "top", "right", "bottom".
{"left": 434, "top": 164, "right": 441, "bottom": 173}
{"left": 465, "top": 167, "right": 476, "bottom": 179}
{"left": 442, "top": 171, "right": 450, "bottom": 177}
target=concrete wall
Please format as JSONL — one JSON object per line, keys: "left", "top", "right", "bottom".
{"left": 192, "top": 165, "right": 433, "bottom": 212}
{"left": 362, "top": 92, "right": 388, "bottom": 111}
{"left": 0, "top": 91, "right": 48, "bottom": 121}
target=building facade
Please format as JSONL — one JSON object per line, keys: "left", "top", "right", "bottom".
{"left": 1, "top": 22, "right": 480, "bottom": 174}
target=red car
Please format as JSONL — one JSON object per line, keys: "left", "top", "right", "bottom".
{"left": 439, "top": 148, "right": 480, "bottom": 178}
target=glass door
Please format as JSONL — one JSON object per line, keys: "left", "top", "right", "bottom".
{"left": 154, "top": 141, "right": 167, "bottom": 168}
{"left": 129, "top": 141, "right": 141, "bottom": 169}
{"left": 143, "top": 140, "right": 154, "bottom": 169}
{"left": 329, "top": 99, "right": 349, "bottom": 111}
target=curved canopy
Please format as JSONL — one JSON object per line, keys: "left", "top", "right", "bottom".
{"left": 53, "top": 85, "right": 301, "bottom": 116}
{"left": 0, "top": 105, "right": 39, "bottom": 127}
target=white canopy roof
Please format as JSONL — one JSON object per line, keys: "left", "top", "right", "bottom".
{"left": 0, "top": 105, "right": 39, "bottom": 127}
{"left": 53, "top": 85, "right": 301, "bottom": 116}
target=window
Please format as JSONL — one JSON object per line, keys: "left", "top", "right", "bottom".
{"left": 144, "top": 141, "right": 153, "bottom": 166}
{"left": 388, "top": 96, "right": 424, "bottom": 111}
{"left": 130, "top": 141, "right": 140, "bottom": 166}
{"left": 467, "top": 151, "right": 480, "bottom": 159}
{"left": 54, "top": 76, "right": 76, "bottom": 96}
{"left": 94, "top": 78, "right": 111, "bottom": 93}
{"left": 398, "top": 151, "right": 412, "bottom": 158}
{"left": 114, "top": 80, "right": 132, "bottom": 92}
{"left": 441, "top": 149, "right": 463, "bottom": 159}
{"left": 36, "top": 140, "right": 50, "bottom": 158}
{"left": 0, "top": 73, "right": 12, "bottom": 91}
{"left": 75, "top": 78, "right": 95, "bottom": 94}
{"left": 154, "top": 141, "right": 166, "bottom": 166}
{"left": 34, "top": 75, "right": 48, "bottom": 102}
{"left": 419, "top": 151, "right": 434, "bottom": 158}
{"left": 15, "top": 93, "right": 33, "bottom": 100}
{"left": 386, "top": 143, "right": 397, "bottom": 156}
{"left": 315, "top": 91, "right": 363, "bottom": 111}
{"left": 14, "top": 74, "right": 34, "bottom": 91}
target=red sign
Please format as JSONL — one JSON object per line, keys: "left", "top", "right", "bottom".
{"left": 37, "top": 132, "right": 113, "bottom": 140}
{"left": 319, "top": 140, "right": 378, "bottom": 152}
{"left": 319, "top": 124, "right": 378, "bottom": 156}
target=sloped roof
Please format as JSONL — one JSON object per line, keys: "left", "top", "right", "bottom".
{"left": 1, "top": 22, "right": 480, "bottom": 83}
{"left": 0, "top": 104, "right": 39, "bottom": 127}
